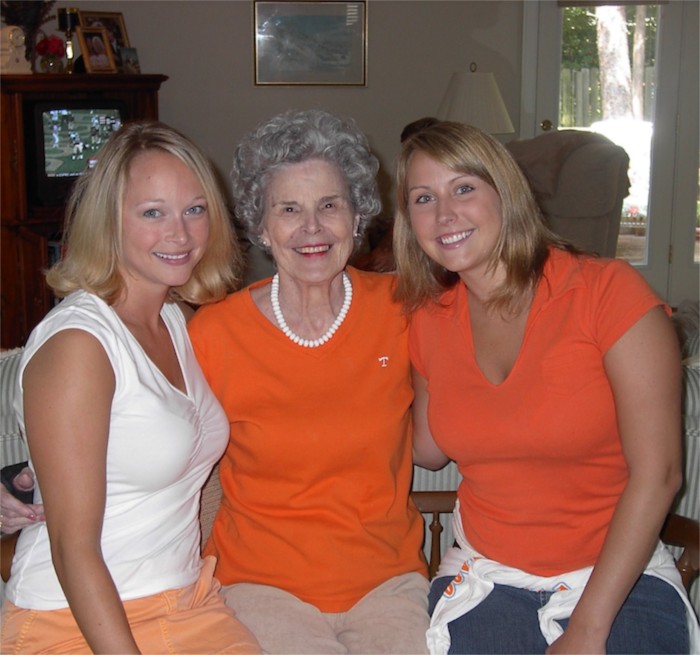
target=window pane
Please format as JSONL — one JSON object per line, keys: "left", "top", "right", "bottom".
{"left": 560, "top": 4, "right": 658, "bottom": 263}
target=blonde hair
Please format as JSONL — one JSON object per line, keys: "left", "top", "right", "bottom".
{"left": 393, "top": 121, "right": 574, "bottom": 314}
{"left": 47, "top": 121, "right": 242, "bottom": 305}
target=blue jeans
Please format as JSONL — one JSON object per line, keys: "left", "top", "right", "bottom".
{"left": 429, "top": 573, "right": 689, "bottom": 654}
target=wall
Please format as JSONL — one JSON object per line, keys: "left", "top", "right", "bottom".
{"left": 64, "top": 1, "right": 522, "bottom": 185}
{"left": 42, "top": 0, "right": 523, "bottom": 278}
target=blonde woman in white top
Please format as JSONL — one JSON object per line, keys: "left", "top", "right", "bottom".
{"left": 1, "top": 122, "right": 260, "bottom": 655}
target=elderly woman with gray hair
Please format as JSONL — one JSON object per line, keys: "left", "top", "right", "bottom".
{"left": 188, "top": 109, "right": 429, "bottom": 654}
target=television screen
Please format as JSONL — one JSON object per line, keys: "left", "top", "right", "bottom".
{"left": 25, "top": 99, "right": 128, "bottom": 207}
{"left": 41, "top": 108, "right": 123, "bottom": 178}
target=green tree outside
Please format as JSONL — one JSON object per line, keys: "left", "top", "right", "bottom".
{"left": 561, "top": 6, "right": 657, "bottom": 71}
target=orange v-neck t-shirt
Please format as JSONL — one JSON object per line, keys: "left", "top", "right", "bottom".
{"left": 409, "top": 249, "right": 667, "bottom": 576}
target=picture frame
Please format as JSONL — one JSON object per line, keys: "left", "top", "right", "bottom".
{"left": 119, "top": 47, "right": 141, "bottom": 74}
{"left": 76, "top": 26, "right": 118, "bottom": 74}
{"left": 78, "top": 10, "right": 130, "bottom": 71}
{"left": 254, "top": 1, "right": 367, "bottom": 86}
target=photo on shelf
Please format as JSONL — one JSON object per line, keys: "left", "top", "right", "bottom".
{"left": 119, "top": 47, "right": 140, "bottom": 74}
{"left": 78, "top": 10, "right": 130, "bottom": 71}
{"left": 76, "top": 26, "right": 117, "bottom": 74}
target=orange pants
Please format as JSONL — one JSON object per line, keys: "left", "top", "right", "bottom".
{"left": 1, "top": 557, "right": 261, "bottom": 654}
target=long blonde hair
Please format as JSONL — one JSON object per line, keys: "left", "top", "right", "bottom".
{"left": 393, "top": 121, "right": 574, "bottom": 314}
{"left": 47, "top": 121, "right": 243, "bottom": 305}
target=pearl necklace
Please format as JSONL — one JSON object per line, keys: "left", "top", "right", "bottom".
{"left": 270, "top": 272, "right": 352, "bottom": 348}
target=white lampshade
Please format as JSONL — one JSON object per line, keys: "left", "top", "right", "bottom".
{"left": 437, "top": 70, "right": 514, "bottom": 135}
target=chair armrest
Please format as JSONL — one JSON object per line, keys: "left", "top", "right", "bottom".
{"left": 661, "top": 513, "right": 699, "bottom": 592}
{"left": 411, "top": 491, "right": 456, "bottom": 579}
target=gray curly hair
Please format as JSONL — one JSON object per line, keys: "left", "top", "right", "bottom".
{"left": 231, "top": 109, "right": 382, "bottom": 251}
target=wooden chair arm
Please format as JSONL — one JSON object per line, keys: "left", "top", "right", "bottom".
{"left": 661, "top": 513, "right": 699, "bottom": 592}
{"left": 411, "top": 490, "right": 457, "bottom": 579}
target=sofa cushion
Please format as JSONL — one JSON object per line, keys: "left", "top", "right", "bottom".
{"left": 200, "top": 464, "right": 222, "bottom": 550}
{"left": 673, "top": 300, "right": 700, "bottom": 359}
{"left": 0, "top": 349, "right": 27, "bottom": 467}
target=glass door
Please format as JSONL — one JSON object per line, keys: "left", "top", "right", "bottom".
{"left": 520, "top": 0, "right": 698, "bottom": 305}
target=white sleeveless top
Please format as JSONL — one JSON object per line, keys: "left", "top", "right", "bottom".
{"left": 6, "top": 291, "right": 229, "bottom": 610}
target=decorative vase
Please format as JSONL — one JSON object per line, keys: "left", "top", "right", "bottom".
{"left": 39, "top": 55, "right": 64, "bottom": 73}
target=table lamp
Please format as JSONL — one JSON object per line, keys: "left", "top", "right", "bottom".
{"left": 437, "top": 62, "right": 514, "bottom": 135}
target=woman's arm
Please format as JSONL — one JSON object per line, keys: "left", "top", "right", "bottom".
{"left": 548, "top": 305, "right": 683, "bottom": 654}
{"left": 412, "top": 367, "right": 451, "bottom": 470}
{"left": 23, "top": 329, "right": 140, "bottom": 654}
{"left": 0, "top": 468, "right": 44, "bottom": 534}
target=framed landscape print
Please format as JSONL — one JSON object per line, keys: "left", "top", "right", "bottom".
{"left": 254, "top": 1, "right": 367, "bottom": 86}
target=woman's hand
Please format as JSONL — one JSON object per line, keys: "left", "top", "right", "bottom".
{"left": 546, "top": 626, "right": 606, "bottom": 654}
{"left": 10, "top": 466, "right": 35, "bottom": 495}
{"left": 0, "top": 468, "right": 45, "bottom": 534}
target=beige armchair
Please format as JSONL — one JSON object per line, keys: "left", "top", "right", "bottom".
{"left": 506, "top": 129, "right": 631, "bottom": 258}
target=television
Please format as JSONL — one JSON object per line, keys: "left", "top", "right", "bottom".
{"left": 25, "top": 99, "right": 128, "bottom": 208}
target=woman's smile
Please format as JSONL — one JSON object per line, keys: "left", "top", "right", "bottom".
{"left": 153, "top": 250, "right": 193, "bottom": 263}
{"left": 293, "top": 243, "right": 333, "bottom": 255}
{"left": 438, "top": 229, "right": 475, "bottom": 247}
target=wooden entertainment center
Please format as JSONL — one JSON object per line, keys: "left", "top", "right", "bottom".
{"left": 0, "top": 74, "right": 168, "bottom": 348}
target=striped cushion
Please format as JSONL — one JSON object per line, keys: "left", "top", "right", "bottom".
{"left": 200, "top": 464, "right": 222, "bottom": 550}
{"left": 0, "top": 348, "right": 27, "bottom": 467}
{"left": 679, "top": 357, "right": 699, "bottom": 521}
{"left": 682, "top": 357, "right": 700, "bottom": 429}
{"left": 684, "top": 331, "right": 699, "bottom": 360}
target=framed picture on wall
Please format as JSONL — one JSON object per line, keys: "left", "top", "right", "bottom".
{"left": 254, "top": 1, "right": 367, "bottom": 86}
{"left": 76, "top": 26, "right": 117, "bottom": 73}
{"left": 78, "top": 10, "right": 130, "bottom": 71}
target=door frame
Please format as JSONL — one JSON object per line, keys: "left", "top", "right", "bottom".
{"left": 520, "top": 1, "right": 698, "bottom": 305}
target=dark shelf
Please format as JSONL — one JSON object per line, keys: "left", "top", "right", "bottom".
{"left": 1, "top": 73, "right": 167, "bottom": 348}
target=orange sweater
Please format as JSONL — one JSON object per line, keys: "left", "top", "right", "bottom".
{"left": 410, "top": 250, "right": 667, "bottom": 576}
{"left": 189, "top": 267, "right": 426, "bottom": 612}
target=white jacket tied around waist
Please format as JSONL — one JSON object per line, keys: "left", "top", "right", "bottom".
{"left": 427, "top": 501, "right": 699, "bottom": 655}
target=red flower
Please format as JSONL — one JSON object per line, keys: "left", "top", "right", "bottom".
{"left": 36, "top": 35, "right": 65, "bottom": 58}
